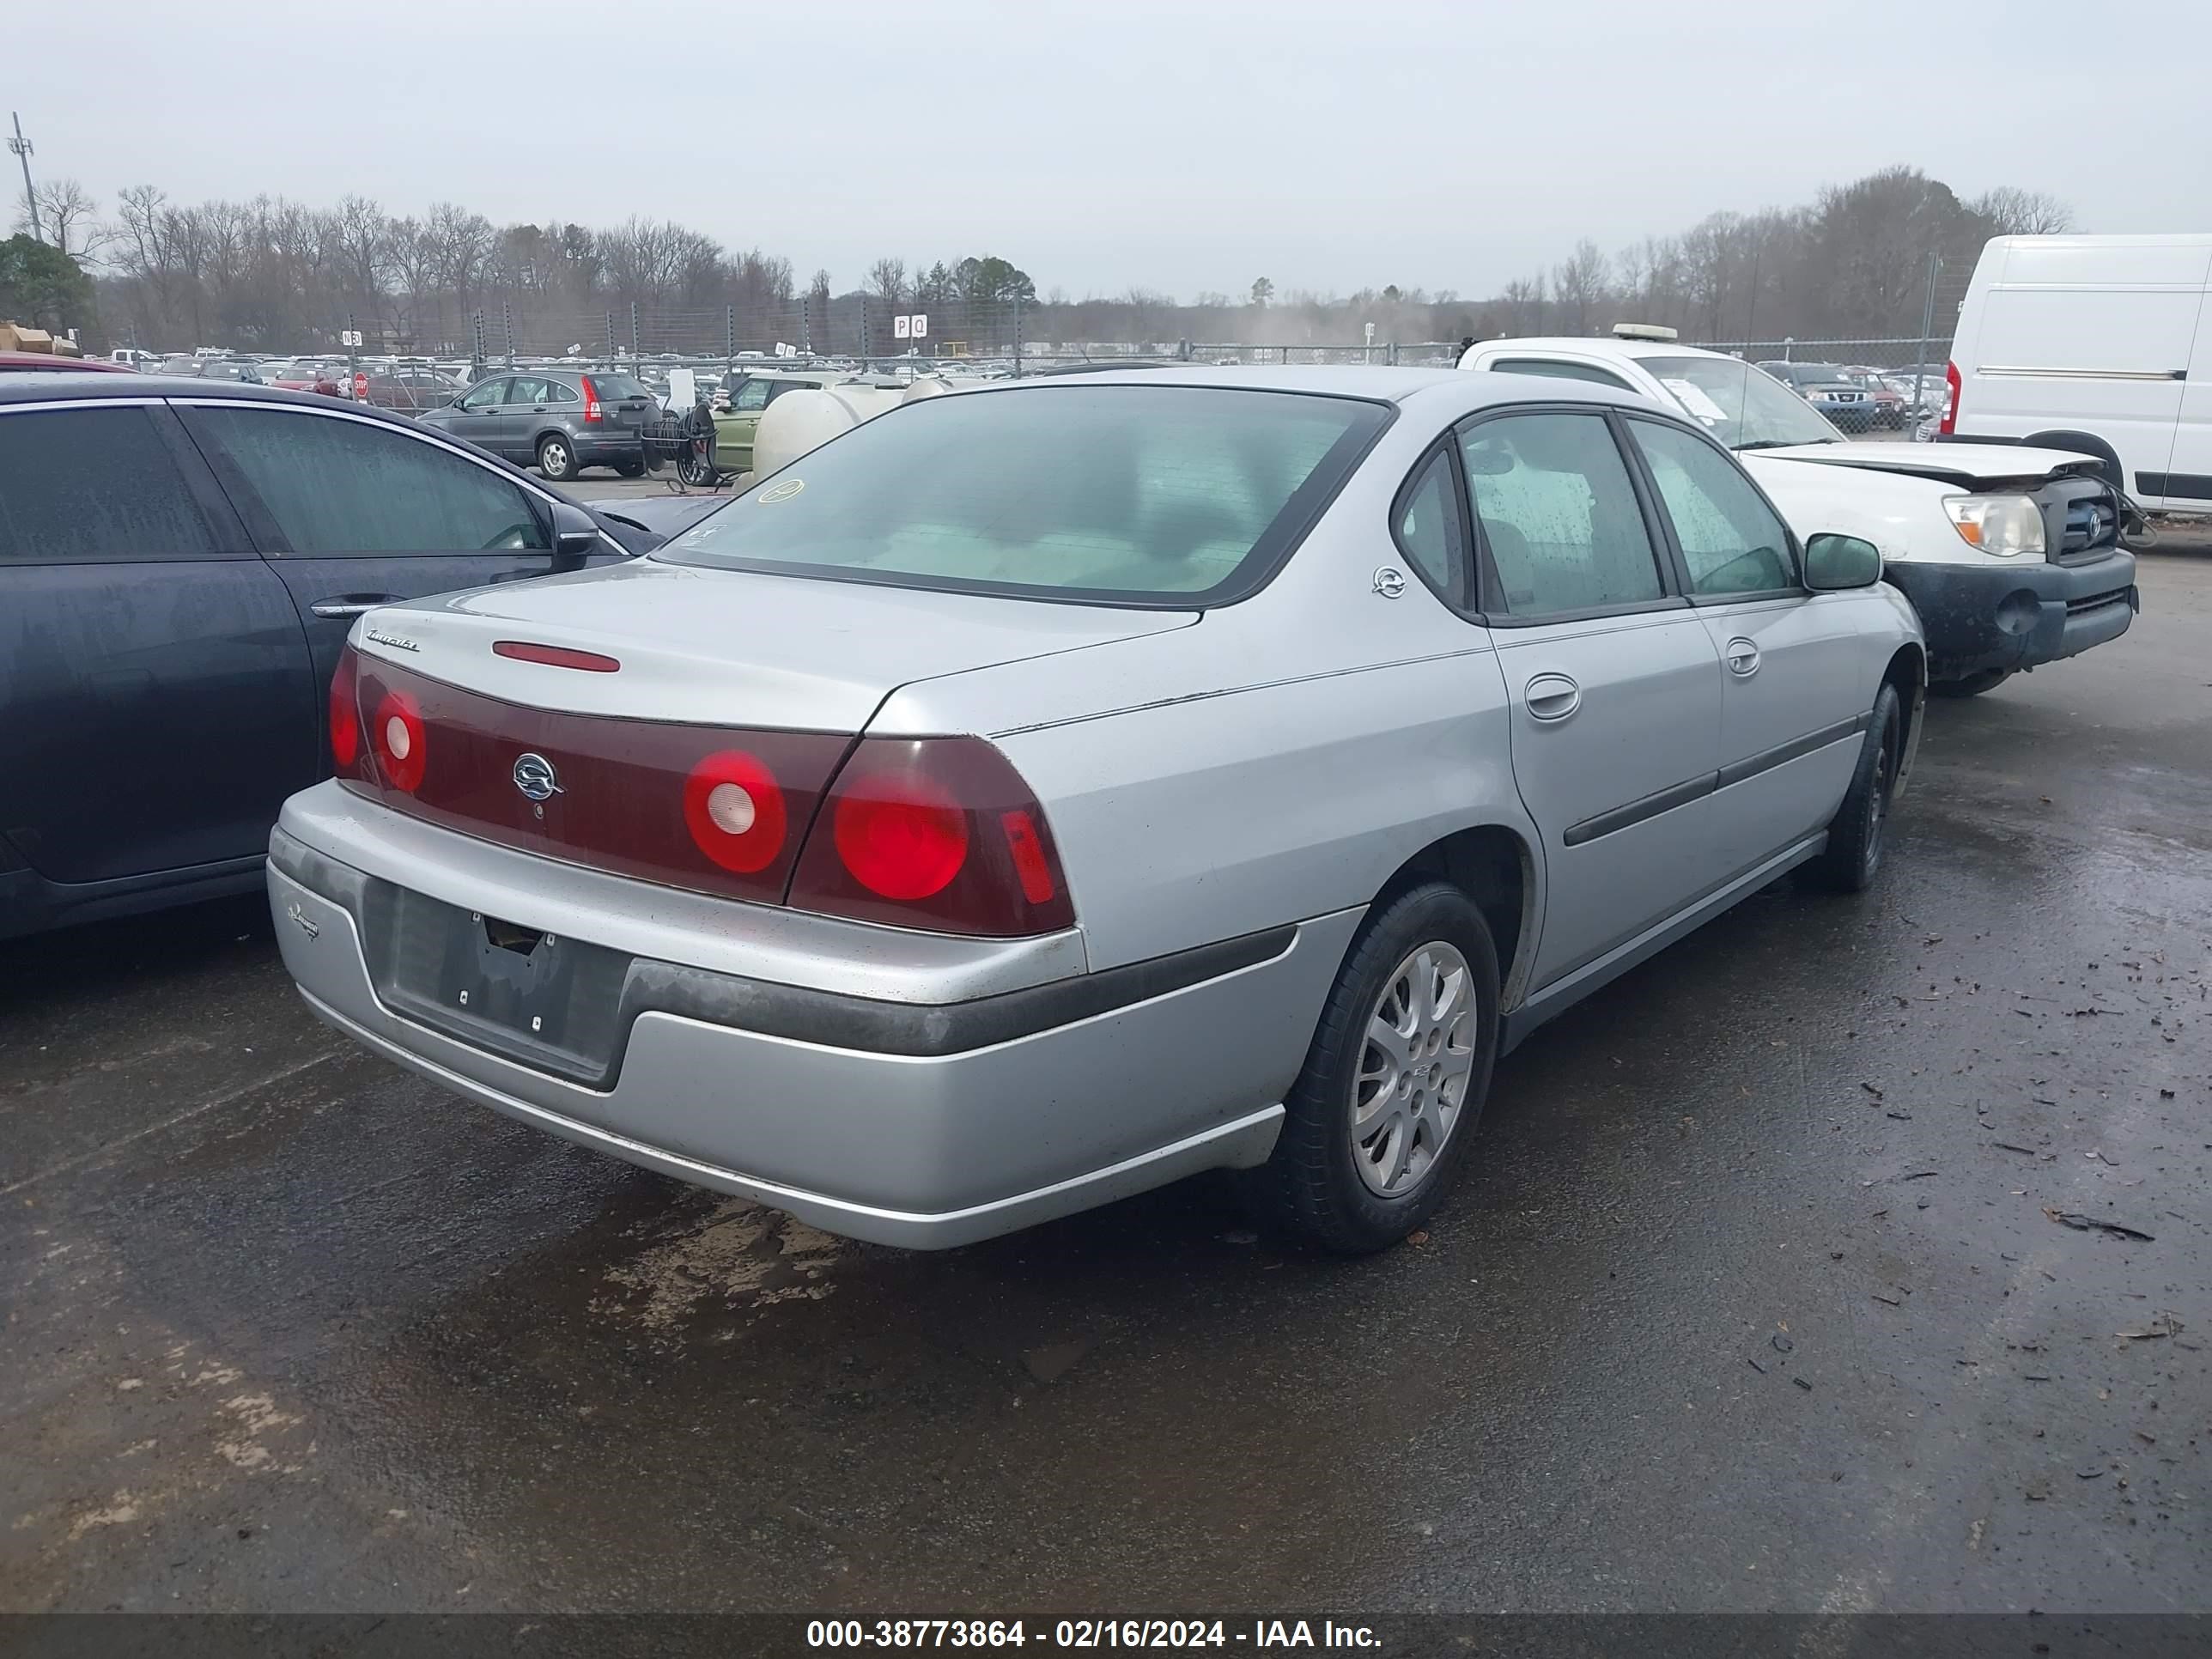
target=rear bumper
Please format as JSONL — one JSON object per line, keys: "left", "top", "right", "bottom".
{"left": 1883, "top": 550, "right": 2137, "bottom": 679}
{"left": 266, "top": 812, "right": 1352, "bottom": 1248}
{"left": 571, "top": 432, "right": 646, "bottom": 464}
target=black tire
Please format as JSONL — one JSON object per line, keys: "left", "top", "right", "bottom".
{"left": 615, "top": 456, "right": 646, "bottom": 477}
{"left": 536, "top": 434, "right": 576, "bottom": 482}
{"left": 1804, "top": 682, "right": 1902, "bottom": 894}
{"left": 1243, "top": 882, "right": 1501, "bottom": 1254}
{"left": 1929, "top": 668, "right": 2010, "bottom": 699}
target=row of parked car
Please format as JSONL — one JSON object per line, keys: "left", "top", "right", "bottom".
{"left": 1756, "top": 359, "right": 1947, "bottom": 432}
{"left": 6, "top": 231, "right": 2174, "bottom": 1259}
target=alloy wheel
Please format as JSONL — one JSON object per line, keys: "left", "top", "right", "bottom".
{"left": 1349, "top": 942, "right": 1478, "bottom": 1197}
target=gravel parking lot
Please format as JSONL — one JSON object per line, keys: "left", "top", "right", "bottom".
{"left": 3, "top": 538, "right": 2206, "bottom": 1614}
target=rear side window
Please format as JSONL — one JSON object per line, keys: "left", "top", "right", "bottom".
{"left": 1490, "top": 357, "right": 1637, "bottom": 392}
{"left": 662, "top": 384, "right": 1389, "bottom": 604}
{"left": 1460, "top": 411, "right": 1665, "bottom": 616}
{"left": 0, "top": 407, "right": 222, "bottom": 564}
{"left": 1395, "top": 448, "right": 1467, "bottom": 599}
{"left": 188, "top": 407, "right": 549, "bottom": 556}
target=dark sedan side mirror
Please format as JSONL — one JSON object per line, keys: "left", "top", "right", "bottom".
{"left": 1803, "top": 533, "right": 1883, "bottom": 590}
{"left": 548, "top": 500, "right": 603, "bottom": 573}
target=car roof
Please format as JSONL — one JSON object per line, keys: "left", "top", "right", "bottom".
{"left": 0, "top": 377, "right": 454, "bottom": 431}
{"left": 0, "top": 351, "right": 134, "bottom": 374}
{"left": 1470, "top": 336, "right": 1733, "bottom": 367}
{"left": 953, "top": 362, "right": 1666, "bottom": 417}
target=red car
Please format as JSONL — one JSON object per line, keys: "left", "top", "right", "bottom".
{"left": 0, "top": 351, "right": 134, "bottom": 376}
{"left": 270, "top": 359, "right": 349, "bottom": 398}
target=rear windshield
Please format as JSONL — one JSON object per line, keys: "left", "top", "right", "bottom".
{"left": 657, "top": 384, "right": 1387, "bottom": 605}
{"left": 588, "top": 373, "right": 653, "bottom": 400}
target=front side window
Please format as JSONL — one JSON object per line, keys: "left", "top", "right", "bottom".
{"left": 662, "top": 384, "right": 1388, "bottom": 604}
{"left": 190, "top": 408, "right": 549, "bottom": 556}
{"left": 730, "top": 378, "right": 772, "bottom": 411}
{"left": 1460, "top": 411, "right": 1665, "bottom": 617}
{"left": 1395, "top": 448, "right": 1467, "bottom": 599}
{"left": 1628, "top": 418, "right": 1796, "bottom": 595}
{"left": 1490, "top": 357, "right": 1637, "bottom": 392}
{"left": 0, "top": 407, "right": 222, "bottom": 564}
{"left": 458, "top": 379, "right": 507, "bottom": 411}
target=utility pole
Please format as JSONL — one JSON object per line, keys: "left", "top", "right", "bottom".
{"left": 1911, "top": 252, "right": 1942, "bottom": 425}
{"left": 8, "top": 112, "right": 38, "bottom": 243}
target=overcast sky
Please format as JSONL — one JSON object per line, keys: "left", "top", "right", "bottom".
{"left": 21, "top": 0, "right": 2210, "bottom": 298}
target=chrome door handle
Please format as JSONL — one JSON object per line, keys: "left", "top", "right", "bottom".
{"left": 1524, "top": 672, "right": 1582, "bottom": 721}
{"left": 1725, "top": 638, "right": 1761, "bottom": 677}
{"left": 310, "top": 595, "right": 401, "bottom": 619}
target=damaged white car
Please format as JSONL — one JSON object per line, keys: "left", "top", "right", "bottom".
{"left": 1462, "top": 331, "right": 2138, "bottom": 696}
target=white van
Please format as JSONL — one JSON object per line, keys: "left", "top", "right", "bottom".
{"left": 1944, "top": 234, "right": 2211, "bottom": 514}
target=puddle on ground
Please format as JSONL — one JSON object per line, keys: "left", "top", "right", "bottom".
{"left": 590, "top": 1197, "right": 845, "bottom": 1336}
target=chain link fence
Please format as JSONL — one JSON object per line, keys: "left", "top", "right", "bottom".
{"left": 314, "top": 293, "right": 1485, "bottom": 379}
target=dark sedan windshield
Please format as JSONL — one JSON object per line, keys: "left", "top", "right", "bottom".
{"left": 659, "top": 384, "right": 1388, "bottom": 604}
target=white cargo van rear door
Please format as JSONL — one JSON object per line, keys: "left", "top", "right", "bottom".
{"left": 1960, "top": 239, "right": 2208, "bottom": 506}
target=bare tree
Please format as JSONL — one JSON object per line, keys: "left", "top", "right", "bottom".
{"left": 1551, "top": 239, "right": 1609, "bottom": 335}
{"left": 1972, "top": 186, "right": 2075, "bottom": 237}
{"left": 867, "top": 256, "right": 906, "bottom": 311}
{"left": 23, "top": 177, "right": 99, "bottom": 257}
{"left": 332, "top": 194, "right": 391, "bottom": 329}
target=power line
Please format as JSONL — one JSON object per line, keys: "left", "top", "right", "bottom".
{"left": 8, "top": 112, "right": 38, "bottom": 243}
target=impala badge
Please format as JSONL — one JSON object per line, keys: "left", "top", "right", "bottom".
{"left": 286, "top": 902, "right": 319, "bottom": 939}
{"left": 513, "top": 752, "right": 562, "bottom": 802}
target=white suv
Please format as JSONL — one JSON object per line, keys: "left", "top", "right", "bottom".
{"left": 1462, "top": 331, "right": 2139, "bottom": 697}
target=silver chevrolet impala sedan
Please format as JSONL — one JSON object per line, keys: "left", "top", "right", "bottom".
{"left": 269, "top": 368, "right": 1926, "bottom": 1254}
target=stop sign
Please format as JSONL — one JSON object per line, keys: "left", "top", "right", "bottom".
{"left": 352, "top": 370, "right": 368, "bottom": 400}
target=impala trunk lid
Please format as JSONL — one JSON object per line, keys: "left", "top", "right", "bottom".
{"left": 353, "top": 556, "right": 1199, "bottom": 732}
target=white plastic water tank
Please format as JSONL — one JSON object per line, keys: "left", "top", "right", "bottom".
{"left": 747, "top": 375, "right": 986, "bottom": 479}
{"left": 749, "top": 384, "right": 904, "bottom": 480}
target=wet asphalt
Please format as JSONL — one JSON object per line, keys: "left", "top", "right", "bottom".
{"left": 3, "top": 538, "right": 2208, "bottom": 1616}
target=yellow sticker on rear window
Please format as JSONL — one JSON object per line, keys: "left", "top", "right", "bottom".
{"left": 758, "top": 477, "right": 805, "bottom": 504}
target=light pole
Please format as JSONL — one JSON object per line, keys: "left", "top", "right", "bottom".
{"left": 8, "top": 112, "right": 38, "bottom": 243}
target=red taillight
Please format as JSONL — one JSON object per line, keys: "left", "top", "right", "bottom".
{"left": 1000, "top": 811, "right": 1055, "bottom": 905}
{"left": 834, "top": 777, "right": 969, "bottom": 901}
{"left": 682, "top": 750, "right": 788, "bottom": 874}
{"left": 328, "top": 646, "right": 360, "bottom": 769}
{"left": 342, "top": 654, "right": 847, "bottom": 903}
{"left": 790, "top": 738, "right": 1075, "bottom": 937}
{"left": 372, "top": 690, "right": 427, "bottom": 793}
{"left": 1940, "top": 361, "right": 1961, "bottom": 435}
{"left": 580, "top": 374, "right": 603, "bottom": 424}
{"left": 493, "top": 641, "right": 621, "bottom": 672}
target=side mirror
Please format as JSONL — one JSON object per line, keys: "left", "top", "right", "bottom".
{"left": 548, "top": 500, "right": 602, "bottom": 573}
{"left": 1803, "top": 532, "right": 1883, "bottom": 590}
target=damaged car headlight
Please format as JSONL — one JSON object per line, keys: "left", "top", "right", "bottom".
{"left": 1942, "top": 494, "right": 2045, "bottom": 556}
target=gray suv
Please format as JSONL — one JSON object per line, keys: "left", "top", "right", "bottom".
{"left": 420, "top": 369, "right": 657, "bottom": 480}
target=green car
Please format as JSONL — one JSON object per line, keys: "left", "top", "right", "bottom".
{"left": 711, "top": 371, "right": 854, "bottom": 475}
